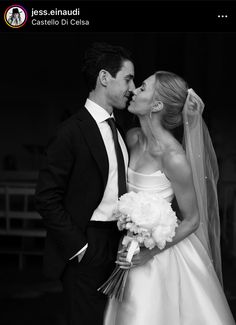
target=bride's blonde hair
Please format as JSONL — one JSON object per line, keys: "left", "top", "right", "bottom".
{"left": 153, "top": 71, "right": 188, "bottom": 130}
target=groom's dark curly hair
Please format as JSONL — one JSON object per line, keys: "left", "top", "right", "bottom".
{"left": 82, "top": 42, "right": 133, "bottom": 91}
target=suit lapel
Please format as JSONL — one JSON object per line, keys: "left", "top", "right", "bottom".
{"left": 76, "top": 108, "right": 109, "bottom": 189}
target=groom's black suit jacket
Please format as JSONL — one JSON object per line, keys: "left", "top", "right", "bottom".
{"left": 35, "top": 107, "right": 113, "bottom": 279}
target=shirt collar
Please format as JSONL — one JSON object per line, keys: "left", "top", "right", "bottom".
{"left": 85, "top": 98, "right": 114, "bottom": 124}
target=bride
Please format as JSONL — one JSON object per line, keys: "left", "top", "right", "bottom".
{"left": 104, "top": 71, "right": 235, "bottom": 324}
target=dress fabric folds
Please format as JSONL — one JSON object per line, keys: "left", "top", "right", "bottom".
{"left": 104, "top": 168, "right": 235, "bottom": 325}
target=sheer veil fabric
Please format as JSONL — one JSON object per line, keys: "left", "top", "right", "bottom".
{"left": 182, "top": 89, "right": 222, "bottom": 284}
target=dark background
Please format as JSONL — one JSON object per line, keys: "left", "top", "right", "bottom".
{"left": 1, "top": 31, "right": 235, "bottom": 180}
{"left": 0, "top": 1, "right": 236, "bottom": 324}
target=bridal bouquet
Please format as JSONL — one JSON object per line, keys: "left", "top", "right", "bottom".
{"left": 98, "top": 191, "right": 178, "bottom": 302}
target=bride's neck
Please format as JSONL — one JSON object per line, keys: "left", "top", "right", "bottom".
{"left": 138, "top": 115, "right": 171, "bottom": 152}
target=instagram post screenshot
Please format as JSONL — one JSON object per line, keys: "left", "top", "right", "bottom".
{"left": 0, "top": 1, "right": 236, "bottom": 325}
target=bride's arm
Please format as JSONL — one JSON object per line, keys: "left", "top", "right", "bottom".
{"left": 159, "top": 151, "right": 200, "bottom": 248}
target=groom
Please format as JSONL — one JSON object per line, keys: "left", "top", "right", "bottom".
{"left": 35, "top": 42, "right": 135, "bottom": 325}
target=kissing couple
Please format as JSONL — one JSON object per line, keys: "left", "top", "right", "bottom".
{"left": 36, "top": 42, "right": 235, "bottom": 325}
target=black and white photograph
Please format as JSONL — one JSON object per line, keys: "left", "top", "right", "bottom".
{"left": 0, "top": 1, "right": 236, "bottom": 324}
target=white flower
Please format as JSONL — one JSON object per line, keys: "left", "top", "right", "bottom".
{"left": 143, "top": 237, "right": 156, "bottom": 249}
{"left": 114, "top": 191, "right": 178, "bottom": 250}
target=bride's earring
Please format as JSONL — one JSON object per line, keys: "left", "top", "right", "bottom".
{"left": 149, "top": 110, "right": 153, "bottom": 119}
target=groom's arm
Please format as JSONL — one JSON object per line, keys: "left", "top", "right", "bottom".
{"left": 35, "top": 124, "right": 87, "bottom": 262}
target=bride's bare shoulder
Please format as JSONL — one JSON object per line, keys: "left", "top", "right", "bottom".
{"left": 163, "top": 147, "right": 191, "bottom": 183}
{"left": 126, "top": 127, "right": 142, "bottom": 148}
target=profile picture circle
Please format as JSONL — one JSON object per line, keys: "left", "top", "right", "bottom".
{"left": 4, "top": 5, "right": 28, "bottom": 28}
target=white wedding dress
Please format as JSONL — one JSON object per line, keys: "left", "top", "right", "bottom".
{"left": 104, "top": 168, "right": 235, "bottom": 325}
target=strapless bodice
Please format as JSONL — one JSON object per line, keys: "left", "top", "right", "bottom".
{"left": 127, "top": 167, "right": 174, "bottom": 202}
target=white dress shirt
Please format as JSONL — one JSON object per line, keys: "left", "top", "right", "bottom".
{"left": 70, "top": 98, "right": 129, "bottom": 260}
